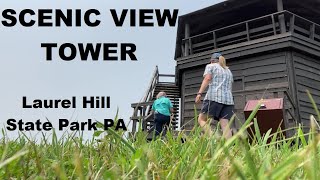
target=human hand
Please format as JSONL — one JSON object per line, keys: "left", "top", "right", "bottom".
{"left": 195, "top": 94, "right": 202, "bottom": 104}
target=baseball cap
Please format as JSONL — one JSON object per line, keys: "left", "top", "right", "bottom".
{"left": 210, "top": 52, "right": 222, "bottom": 62}
{"left": 211, "top": 52, "right": 222, "bottom": 59}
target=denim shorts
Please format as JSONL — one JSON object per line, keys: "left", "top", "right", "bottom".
{"left": 201, "top": 100, "right": 234, "bottom": 120}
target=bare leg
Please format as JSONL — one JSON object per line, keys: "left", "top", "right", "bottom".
{"left": 198, "top": 113, "right": 212, "bottom": 135}
{"left": 198, "top": 113, "right": 207, "bottom": 127}
{"left": 220, "top": 118, "right": 232, "bottom": 139}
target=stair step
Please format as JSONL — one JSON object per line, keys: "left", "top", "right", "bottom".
{"left": 155, "top": 86, "right": 179, "bottom": 88}
{"left": 153, "top": 94, "right": 180, "bottom": 97}
{"left": 154, "top": 89, "right": 179, "bottom": 92}
{"left": 154, "top": 89, "right": 179, "bottom": 91}
{"left": 154, "top": 92, "right": 180, "bottom": 95}
{"left": 154, "top": 92, "right": 179, "bottom": 95}
{"left": 153, "top": 97, "right": 180, "bottom": 100}
{"left": 154, "top": 91, "right": 179, "bottom": 93}
{"left": 153, "top": 91, "right": 179, "bottom": 93}
{"left": 154, "top": 94, "right": 179, "bottom": 96}
{"left": 156, "top": 83, "right": 178, "bottom": 85}
{"left": 157, "top": 82, "right": 176, "bottom": 85}
{"left": 157, "top": 85, "right": 176, "bottom": 87}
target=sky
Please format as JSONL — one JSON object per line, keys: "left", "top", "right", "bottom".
{"left": 0, "top": 0, "right": 225, "bottom": 139}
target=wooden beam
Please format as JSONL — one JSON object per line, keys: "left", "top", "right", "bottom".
{"left": 310, "top": 23, "right": 315, "bottom": 40}
{"left": 246, "top": 22, "right": 250, "bottom": 41}
{"left": 213, "top": 31, "right": 217, "bottom": 49}
{"left": 272, "top": 14, "right": 277, "bottom": 35}
{"left": 132, "top": 120, "right": 137, "bottom": 132}
{"left": 189, "top": 39, "right": 193, "bottom": 55}
{"left": 277, "top": 0, "right": 286, "bottom": 33}
{"left": 277, "top": 0, "right": 284, "bottom": 11}
{"left": 184, "top": 23, "right": 190, "bottom": 56}
{"left": 287, "top": 51, "right": 302, "bottom": 123}
{"left": 289, "top": 15, "right": 295, "bottom": 33}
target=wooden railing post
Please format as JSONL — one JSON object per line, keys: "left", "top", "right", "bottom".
{"left": 181, "top": 44, "right": 185, "bottom": 57}
{"left": 271, "top": 14, "right": 277, "bottom": 35}
{"left": 213, "top": 31, "right": 217, "bottom": 49}
{"left": 156, "top": 68, "right": 159, "bottom": 84}
{"left": 246, "top": 22, "right": 250, "bottom": 41}
{"left": 310, "top": 23, "right": 315, "bottom": 40}
{"left": 184, "top": 23, "right": 190, "bottom": 56}
{"left": 131, "top": 108, "right": 138, "bottom": 132}
{"left": 189, "top": 39, "right": 193, "bottom": 55}
{"left": 289, "top": 14, "right": 295, "bottom": 33}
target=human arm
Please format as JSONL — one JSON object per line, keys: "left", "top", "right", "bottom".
{"left": 195, "top": 64, "right": 214, "bottom": 104}
{"left": 195, "top": 74, "right": 212, "bottom": 103}
{"left": 168, "top": 99, "right": 174, "bottom": 114}
{"left": 149, "top": 102, "right": 155, "bottom": 115}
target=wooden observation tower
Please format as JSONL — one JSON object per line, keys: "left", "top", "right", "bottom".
{"left": 131, "top": 0, "right": 320, "bottom": 137}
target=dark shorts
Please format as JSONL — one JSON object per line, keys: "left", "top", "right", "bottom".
{"left": 200, "top": 100, "right": 234, "bottom": 120}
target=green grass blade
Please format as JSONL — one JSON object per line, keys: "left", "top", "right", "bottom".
{"left": 254, "top": 118, "right": 262, "bottom": 144}
{"left": 298, "top": 124, "right": 307, "bottom": 147}
{"left": 307, "top": 90, "right": 320, "bottom": 121}
{"left": 0, "top": 150, "right": 29, "bottom": 169}
{"left": 96, "top": 121, "right": 136, "bottom": 153}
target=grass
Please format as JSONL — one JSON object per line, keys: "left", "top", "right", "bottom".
{"left": 0, "top": 94, "right": 320, "bottom": 179}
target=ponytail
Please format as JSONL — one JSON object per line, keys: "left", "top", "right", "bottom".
{"left": 219, "top": 56, "right": 228, "bottom": 69}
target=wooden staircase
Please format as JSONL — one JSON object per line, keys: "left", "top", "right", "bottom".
{"left": 130, "top": 66, "right": 180, "bottom": 134}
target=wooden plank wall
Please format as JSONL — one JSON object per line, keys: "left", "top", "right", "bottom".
{"left": 180, "top": 52, "right": 290, "bottom": 131}
{"left": 293, "top": 52, "right": 320, "bottom": 130}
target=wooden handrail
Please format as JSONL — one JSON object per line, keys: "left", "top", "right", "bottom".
{"left": 159, "top": 74, "right": 175, "bottom": 77}
{"left": 131, "top": 101, "right": 153, "bottom": 108}
{"left": 182, "top": 10, "right": 290, "bottom": 41}
{"left": 181, "top": 10, "right": 320, "bottom": 57}
{"left": 142, "top": 66, "right": 159, "bottom": 102}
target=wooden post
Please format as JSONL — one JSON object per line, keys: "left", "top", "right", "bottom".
{"left": 289, "top": 15, "right": 295, "bottom": 33}
{"left": 310, "top": 23, "right": 315, "bottom": 40}
{"left": 184, "top": 23, "right": 190, "bottom": 56}
{"left": 271, "top": 14, "right": 277, "bottom": 35}
{"left": 132, "top": 107, "right": 138, "bottom": 132}
{"left": 189, "top": 39, "right": 193, "bottom": 54}
{"left": 132, "top": 121, "right": 137, "bottom": 133}
{"left": 286, "top": 51, "right": 302, "bottom": 124}
{"left": 277, "top": 0, "right": 286, "bottom": 34}
{"left": 246, "top": 22, "right": 250, "bottom": 41}
{"left": 181, "top": 45, "right": 185, "bottom": 57}
{"left": 142, "top": 118, "right": 147, "bottom": 131}
{"left": 213, "top": 31, "right": 217, "bottom": 49}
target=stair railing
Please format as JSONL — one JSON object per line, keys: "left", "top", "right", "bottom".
{"left": 131, "top": 66, "right": 159, "bottom": 132}
{"left": 142, "top": 66, "right": 159, "bottom": 103}
{"left": 131, "top": 66, "right": 180, "bottom": 133}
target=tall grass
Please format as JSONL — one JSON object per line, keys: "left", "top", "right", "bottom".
{"left": 0, "top": 94, "right": 320, "bottom": 179}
